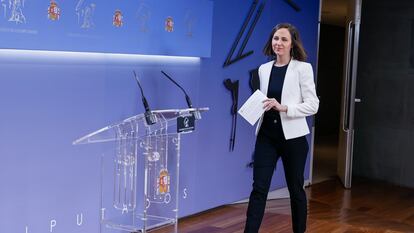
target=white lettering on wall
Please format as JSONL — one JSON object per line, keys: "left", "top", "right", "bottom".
{"left": 50, "top": 220, "right": 57, "bottom": 232}
{"left": 76, "top": 213, "right": 83, "bottom": 226}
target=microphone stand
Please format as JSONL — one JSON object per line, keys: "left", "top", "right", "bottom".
{"left": 160, "top": 71, "right": 201, "bottom": 120}
{"left": 133, "top": 71, "right": 157, "bottom": 125}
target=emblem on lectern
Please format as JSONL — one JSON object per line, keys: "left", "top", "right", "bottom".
{"left": 165, "top": 16, "right": 174, "bottom": 32}
{"left": 48, "top": 0, "right": 60, "bottom": 21}
{"left": 183, "top": 117, "right": 189, "bottom": 128}
{"left": 157, "top": 169, "right": 170, "bottom": 194}
{"left": 113, "top": 9, "right": 123, "bottom": 27}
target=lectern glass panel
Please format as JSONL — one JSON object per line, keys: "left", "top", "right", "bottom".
{"left": 74, "top": 108, "right": 207, "bottom": 233}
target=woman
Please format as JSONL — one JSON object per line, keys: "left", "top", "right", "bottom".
{"left": 244, "top": 23, "right": 319, "bottom": 233}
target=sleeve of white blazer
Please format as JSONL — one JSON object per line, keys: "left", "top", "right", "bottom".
{"left": 286, "top": 63, "right": 319, "bottom": 118}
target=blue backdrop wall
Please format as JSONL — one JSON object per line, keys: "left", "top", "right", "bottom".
{"left": 0, "top": 0, "right": 319, "bottom": 232}
{"left": 0, "top": 0, "right": 213, "bottom": 57}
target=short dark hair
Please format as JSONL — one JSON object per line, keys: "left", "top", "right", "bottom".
{"left": 263, "top": 23, "right": 307, "bottom": 61}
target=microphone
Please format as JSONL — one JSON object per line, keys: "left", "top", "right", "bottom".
{"left": 133, "top": 71, "right": 157, "bottom": 125}
{"left": 161, "top": 70, "right": 192, "bottom": 108}
{"left": 160, "top": 70, "right": 201, "bottom": 119}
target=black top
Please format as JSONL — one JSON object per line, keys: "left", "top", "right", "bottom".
{"left": 260, "top": 64, "right": 289, "bottom": 139}
{"left": 267, "top": 64, "right": 288, "bottom": 103}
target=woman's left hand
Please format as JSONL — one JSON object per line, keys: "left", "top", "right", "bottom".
{"left": 262, "top": 98, "right": 288, "bottom": 112}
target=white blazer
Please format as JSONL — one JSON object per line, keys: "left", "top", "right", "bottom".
{"left": 255, "top": 59, "right": 319, "bottom": 140}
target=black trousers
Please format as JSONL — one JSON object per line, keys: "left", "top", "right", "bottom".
{"left": 244, "top": 127, "right": 309, "bottom": 233}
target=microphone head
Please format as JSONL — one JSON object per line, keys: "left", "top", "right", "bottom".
{"left": 185, "top": 95, "right": 193, "bottom": 108}
{"left": 142, "top": 97, "right": 150, "bottom": 112}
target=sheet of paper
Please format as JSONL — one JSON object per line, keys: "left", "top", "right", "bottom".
{"left": 238, "top": 90, "right": 267, "bottom": 125}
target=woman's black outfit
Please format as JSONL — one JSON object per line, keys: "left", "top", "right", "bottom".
{"left": 244, "top": 64, "right": 309, "bottom": 233}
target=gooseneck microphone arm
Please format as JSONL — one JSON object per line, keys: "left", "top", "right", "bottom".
{"left": 161, "top": 70, "right": 193, "bottom": 108}
{"left": 133, "top": 71, "right": 157, "bottom": 125}
{"left": 133, "top": 71, "right": 150, "bottom": 110}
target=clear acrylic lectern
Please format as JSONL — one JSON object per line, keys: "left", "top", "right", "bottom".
{"left": 73, "top": 108, "right": 208, "bottom": 233}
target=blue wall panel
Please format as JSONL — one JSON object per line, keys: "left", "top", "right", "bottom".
{"left": 195, "top": 0, "right": 320, "bottom": 211}
{"left": 0, "top": 0, "right": 319, "bottom": 232}
{"left": 0, "top": 0, "right": 213, "bottom": 57}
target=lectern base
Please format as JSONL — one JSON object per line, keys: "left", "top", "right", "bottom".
{"left": 103, "top": 214, "right": 176, "bottom": 232}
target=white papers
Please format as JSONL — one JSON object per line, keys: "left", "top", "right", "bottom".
{"left": 238, "top": 90, "right": 267, "bottom": 125}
